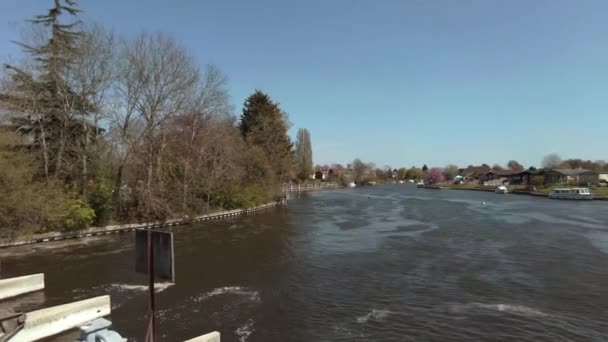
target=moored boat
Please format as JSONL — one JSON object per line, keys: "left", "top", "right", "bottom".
{"left": 348, "top": 182, "right": 356, "bottom": 188}
{"left": 416, "top": 182, "right": 424, "bottom": 188}
{"left": 548, "top": 188, "right": 593, "bottom": 200}
{"left": 495, "top": 185, "right": 508, "bottom": 194}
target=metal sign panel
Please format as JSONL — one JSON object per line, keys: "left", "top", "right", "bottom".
{"left": 135, "top": 230, "right": 175, "bottom": 282}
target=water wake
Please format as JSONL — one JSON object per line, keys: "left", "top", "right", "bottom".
{"left": 356, "top": 309, "right": 392, "bottom": 323}
{"left": 453, "top": 303, "right": 548, "bottom": 317}
{"left": 235, "top": 319, "right": 255, "bottom": 342}
{"left": 195, "top": 286, "right": 260, "bottom": 303}
{"left": 108, "top": 282, "right": 174, "bottom": 293}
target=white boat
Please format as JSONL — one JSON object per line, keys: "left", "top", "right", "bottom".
{"left": 416, "top": 182, "right": 425, "bottom": 188}
{"left": 408, "top": 179, "right": 415, "bottom": 183}
{"left": 495, "top": 185, "right": 508, "bottom": 194}
{"left": 548, "top": 188, "right": 593, "bottom": 200}
{"left": 348, "top": 182, "right": 356, "bottom": 188}
{"left": 398, "top": 180, "right": 404, "bottom": 184}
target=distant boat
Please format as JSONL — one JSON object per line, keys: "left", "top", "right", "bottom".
{"left": 398, "top": 180, "right": 404, "bottom": 184}
{"left": 408, "top": 179, "right": 415, "bottom": 183}
{"left": 416, "top": 182, "right": 425, "bottom": 188}
{"left": 548, "top": 188, "right": 593, "bottom": 200}
{"left": 348, "top": 182, "right": 356, "bottom": 188}
{"left": 495, "top": 185, "right": 508, "bottom": 194}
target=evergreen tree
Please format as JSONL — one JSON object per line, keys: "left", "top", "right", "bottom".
{"left": 294, "top": 128, "right": 313, "bottom": 182}
{"left": 239, "top": 90, "right": 293, "bottom": 180}
{"left": 0, "top": 0, "right": 94, "bottom": 183}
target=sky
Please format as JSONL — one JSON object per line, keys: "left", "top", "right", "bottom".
{"left": 1, "top": 0, "right": 607, "bottom": 169}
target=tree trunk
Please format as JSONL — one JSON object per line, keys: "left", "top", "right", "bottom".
{"left": 38, "top": 119, "right": 50, "bottom": 184}
{"left": 113, "top": 163, "right": 125, "bottom": 215}
{"left": 81, "top": 121, "right": 89, "bottom": 196}
{"left": 182, "top": 164, "right": 188, "bottom": 213}
{"left": 55, "top": 120, "right": 67, "bottom": 177}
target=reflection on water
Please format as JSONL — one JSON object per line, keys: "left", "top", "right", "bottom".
{"left": 1, "top": 184, "right": 608, "bottom": 341}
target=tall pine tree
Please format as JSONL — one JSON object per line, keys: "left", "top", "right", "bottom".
{"left": 239, "top": 90, "right": 293, "bottom": 181}
{"left": 0, "top": 0, "right": 94, "bottom": 184}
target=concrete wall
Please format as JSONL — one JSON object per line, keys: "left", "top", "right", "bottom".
{"left": 184, "top": 331, "right": 220, "bottom": 342}
{"left": 0, "top": 273, "right": 44, "bottom": 300}
{"left": 0, "top": 202, "right": 279, "bottom": 248}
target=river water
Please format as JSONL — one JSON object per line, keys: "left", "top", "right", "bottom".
{"left": 2, "top": 185, "right": 608, "bottom": 341}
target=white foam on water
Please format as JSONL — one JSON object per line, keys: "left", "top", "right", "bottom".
{"left": 356, "top": 309, "right": 392, "bottom": 323}
{"left": 586, "top": 231, "right": 608, "bottom": 254}
{"left": 195, "top": 286, "right": 260, "bottom": 303}
{"left": 235, "top": 319, "right": 255, "bottom": 342}
{"left": 108, "top": 282, "right": 174, "bottom": 293}
{"left": 453, "top": 303, "right": 548, "bottom": 317}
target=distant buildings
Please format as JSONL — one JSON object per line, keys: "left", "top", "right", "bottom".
{"left": 474, "top": 168, "right": 600, "bottom": 186}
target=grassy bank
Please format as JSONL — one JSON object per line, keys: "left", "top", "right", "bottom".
{"left": 438, "top": 183, "right": 496, "bottom": 191}
{"left": 442, "top": 182, "right": 608, "bottom": 197}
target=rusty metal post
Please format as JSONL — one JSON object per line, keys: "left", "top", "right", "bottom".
{"left": 145, "top": 230, "right": 156, "bottom": 342}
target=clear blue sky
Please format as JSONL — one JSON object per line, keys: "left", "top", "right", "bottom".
{"left": 2, "top": 0, "right": 607, "bottom": 168}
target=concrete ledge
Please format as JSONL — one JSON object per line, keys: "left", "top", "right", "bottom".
{"left": 184, "top": 331, "right": 220, "bottom": 342}
{"left": 0, "top": 273, "right": 45, "bottom": 300}
{"left": 0, "top": 202, "right": 279, "bottom": 249}
{"left": 10, "top": 295, "right": 111, "bottom": 342}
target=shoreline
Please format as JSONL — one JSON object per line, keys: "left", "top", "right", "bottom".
{"left": 442, "top": 186, "right": 608, "bottom": 200}
{"left": 0, "top": 202, "right": 280, "bottom": 249}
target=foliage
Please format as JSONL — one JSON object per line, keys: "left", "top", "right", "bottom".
{"left": 56, "top": 198, "right": 96, "bottom": 231}
{"left": 492, "top": 164, "right": 504, "bottom": 171}
{"left": 443, "top": 164, "right": 459, "bottom": 180}
{"left": 530, "top": 175, "right": 544, "bottom": 186}
{"left": 0, "top": 0, "right": 100, "bottom": 185}
{"left": 0, "top": 2, "right": 303, "bottom": 238}
{"left": 86, "top": 178, "right": 113, "bottom": 226}
{"left": 424, "top": 168, "right": 444, "bottom": 184}
{"left": 541, "top": 153, "right": 562, "bottom": 169}
{"left": 397, "top": 167, "right": 407, "bottom": 179}
{"left": 0, "top": 132, "right": 94, "bottom": 237}
{"left": 405, "top": 167, "right": 423, "bottom": 180}
{"left": 294, "top": 128, "right": 313, "bottom": 182}
{"left": 422, "top": 164, "right": 428, "bottom": 172}
{"left": 352, "top": 158, "right": 375, "bottom": 183}
{"left": 239, "top": 90, "right": 293, "bottom": 180}
{"left": 507, "top": 160, "right": 524, "bottom": 171}
{"left": 560, "top": 158, "right": 605, "bottom": 172}
{"left": 211, "top": 183, "right": 272, "bottom": 209}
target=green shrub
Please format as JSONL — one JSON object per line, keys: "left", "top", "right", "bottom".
{"left": 60, "top": 198, "right": 96, "bottom": 231}
{"left": 530, "top": 176, "right": 544, "bottom": 186}
{"left": 87, "top": 179, "right": 113, "bottom": 226}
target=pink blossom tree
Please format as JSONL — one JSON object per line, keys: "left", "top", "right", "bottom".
{"left": 424, "top": 167, "right": 445, "bottom": 184}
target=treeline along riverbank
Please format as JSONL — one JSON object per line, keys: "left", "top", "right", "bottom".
{"left": 0, "top": 1, "right": 317, "bottom": 239}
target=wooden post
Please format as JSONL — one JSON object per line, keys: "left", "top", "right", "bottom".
{"left": 145, "top": 230, "right": 156, "bottom": 342}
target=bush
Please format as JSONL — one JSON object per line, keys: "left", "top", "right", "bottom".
{"left": 530, "top": 176, "right": 544, "bottom": 186}
{"left": 58, "top": 198, "right": 96, "bottom": 231}
{"left": 87, "top": 179, "right": 113, "bottom": 226}
{"left": 0, "top": 132, "right": 95, "bottom": 237}
{"left": 212, "top": 183, "right": 273, "bottom": 210}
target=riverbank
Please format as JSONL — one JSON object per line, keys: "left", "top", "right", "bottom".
{"left": 439, "top": 184, "right": 608, "bottom": 200}
{"left": 0, "top": 202, "right": 280, "bottom": 248}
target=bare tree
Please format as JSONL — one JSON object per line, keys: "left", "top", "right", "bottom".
{"left": 67, "top": 24, "right": 116, "bottom": 193}
{"left": 123, "top": 32, "right": 200, "bottom": 217}
{"left": 541, "top": 153, "right": 562, "bottom": 169}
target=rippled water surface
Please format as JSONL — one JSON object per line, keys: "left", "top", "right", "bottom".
{"left": 2, "top": 185, "right": 608, "bottom": 341}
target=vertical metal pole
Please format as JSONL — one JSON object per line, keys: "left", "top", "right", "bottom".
{"left": 146, "top": 230, "right": 156, "bottom": 342}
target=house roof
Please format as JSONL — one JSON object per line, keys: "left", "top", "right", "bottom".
{"left": 487, "top": 170, "right": 519, "bottom": 177}
{"left": 546, "top": 168, "right": 597, "bottom": 175}
{"left": 520, "top": 168, "right": 545, "bottom": 176}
